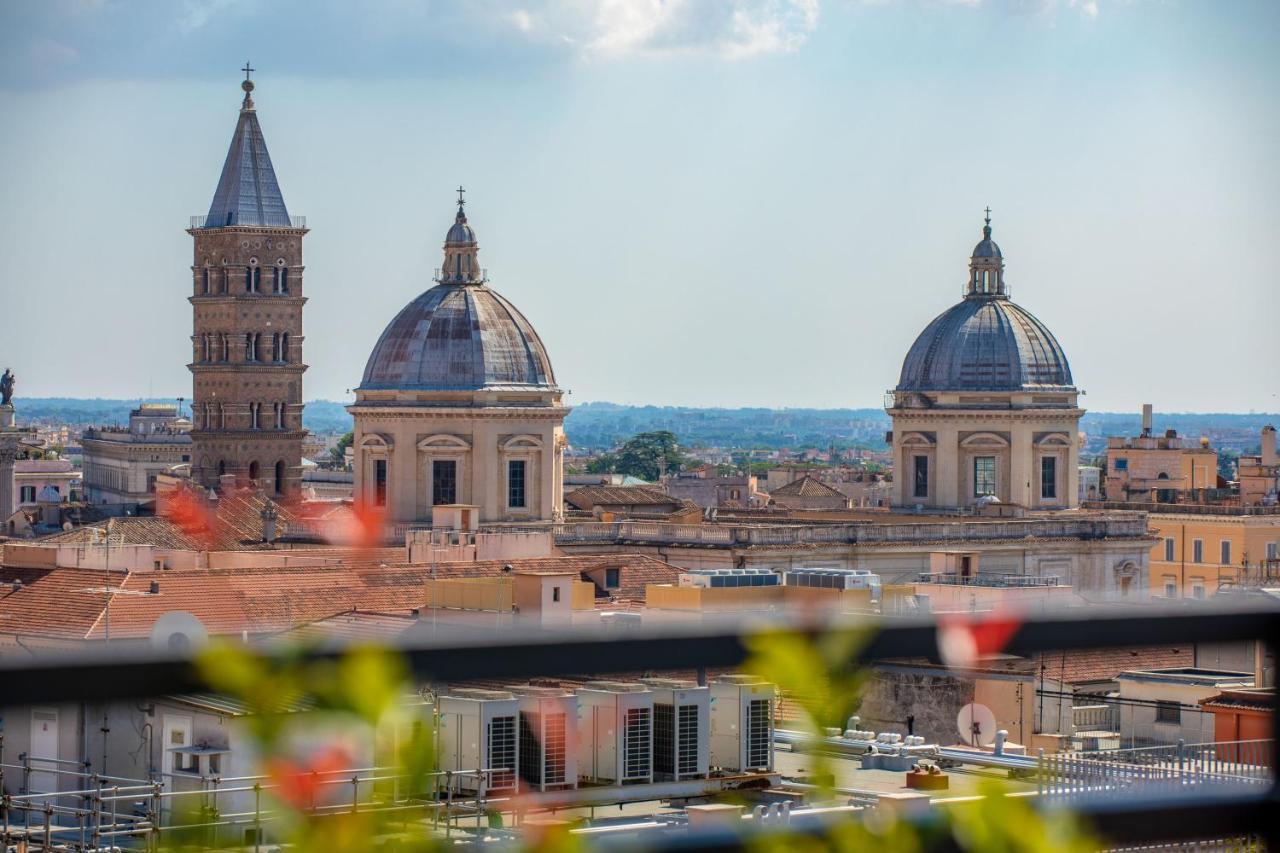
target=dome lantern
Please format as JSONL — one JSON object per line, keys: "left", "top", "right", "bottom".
{"left": 440, "top": 186, "right": 483, "bottom": 284}
{"left": 967, "top": 207, "right": 1005, "bottom": 298}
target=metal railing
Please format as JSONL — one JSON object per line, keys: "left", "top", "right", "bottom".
{"left": 0, "top": 605, "right": 1275, "bottom": 850}
{"left": 551, "top": 515, "right": 1151, "bottom": 549}
{"left": 915, "top": 572, "right": 1062, "bottom": 588}
{"left": 1040, "top": 739, "right": 1274, "bottom": 802}
{"left": 189, "top": 215, "right": 307, "bottom": 230}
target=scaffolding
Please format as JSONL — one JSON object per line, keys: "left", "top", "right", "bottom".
{"left": 0, "top": 750, "right": 511, "bottom": 852}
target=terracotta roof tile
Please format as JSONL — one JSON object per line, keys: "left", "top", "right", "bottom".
{"left": 565, "top": 486, "right": 679, "bottom": 510}
{"left": 771, "top": 475, "right": 846, "bottom": 498}
{"left": 1035, "top": 646, "right": 1195, "bottom": 685}
{"left": 0, "top": 554, "right": 680, "bottom": 641}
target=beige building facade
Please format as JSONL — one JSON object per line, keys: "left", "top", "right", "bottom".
{"left": 349, "top": 196, "right": 567, "bottom": 527}
{"left": 81, "top": 404, "right": 192, "bottom": 506}
{"left": 887, "top": 215, "right": 1082, "bottom": 510}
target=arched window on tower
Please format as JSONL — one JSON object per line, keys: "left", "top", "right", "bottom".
{"left": 218, "top": 459, "right": 227, "bottom": 477}
{"left": 274, "top": 402, "right": 284, "bottom": 429}
{"left": 249, "top": 402, "right": 260, "bottom": 430}
{"left": 274, "top": 460, "right": 286, "bottom": 495}
{"left": 246, "top": 262, "right": 261, "bottom": 293}
{"left": 274, "top": 262, "right": 289, "bottom": 294}
{"left": 220, "top": 266, "right": 229, "bottom": 294}
{"left": 248, "top": 460, "right": 260, "bottom": 483}
{"left": 202, "top": 268, "right": 211, "bottom": 294}
{"left": 281, "top": 332, "right": 290, "bottom": 363}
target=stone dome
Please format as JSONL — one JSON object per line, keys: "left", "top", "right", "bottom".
{"left": 446, "top": 215, "right": 476, "bottom": 245}
{"left": 897, "top": 297, "right": 1073, "bottom": 392}
{"left": 971, "top": 235, "right": 1002, "bottom": 260}
{"left": 360, "top": 282, "right": 557, "bottom": 392}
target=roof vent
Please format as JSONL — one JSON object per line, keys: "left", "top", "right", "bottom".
{"left": 149, "top": 580, "right": 161, "bottom": 595}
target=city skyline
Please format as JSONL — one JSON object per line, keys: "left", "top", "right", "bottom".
{"left": 1, "top": 0, "right": 1276, "bottom": 412}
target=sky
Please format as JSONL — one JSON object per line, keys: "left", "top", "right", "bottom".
{"left": 0, "top": 0, "right": 1276, "bottom": 413}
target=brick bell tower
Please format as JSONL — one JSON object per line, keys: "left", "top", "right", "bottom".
{"left": 188, "top": 67, "right": 307, "bottom": 497}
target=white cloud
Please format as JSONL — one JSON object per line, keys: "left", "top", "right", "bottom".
{"left": 506, "top": 0, "right": 821, "bottom": 60}
{"left": 177, "top": 0, "right": 252, "bottom": 35}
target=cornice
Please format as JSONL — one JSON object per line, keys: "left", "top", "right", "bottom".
{"left": 347, "top": 406, "right": 569, "bottom": 420}
{"left": 188, "top": 363, "right": 308, "bottom": 374}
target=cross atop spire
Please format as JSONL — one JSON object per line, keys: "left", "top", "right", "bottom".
{"left": 457, "top": 185, "right": 466, "bottom": 208}
{"left": 984, "top": 206, "right": 992, "bottom": 226}
{"left": 240, "top": 61, "right": 256, "bottom": 111}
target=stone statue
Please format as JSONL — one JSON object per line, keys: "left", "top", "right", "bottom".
{"left": 0, "top": 369, "right": 13, "bottom": 406}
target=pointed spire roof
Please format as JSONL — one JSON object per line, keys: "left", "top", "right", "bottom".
{"left": 203, "top": 70, "right": 291, "bottom": 229}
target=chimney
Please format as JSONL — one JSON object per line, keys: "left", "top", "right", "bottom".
{"left": 149, "top": 580, "right": 160, "bottom": 595}
{"left": 1263, "top": 426, "right": 1278, "bottom": 467}
{"left": 1141, "top": 404, "right": 1153, "bottom": 437}
{"left": 260, "top": 501, "right": 279, "bottom": 544}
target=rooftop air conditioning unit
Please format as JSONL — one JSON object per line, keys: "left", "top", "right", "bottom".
{"left": 710, "top": 675, "right": 775, "bottom": 773}
{"left": 576, "top": 681, "right": 654, "bottom": 785}
{"left": 640, "top": 678, "right": 709, "bottom": 780}
{"left": 680, "top": 568, "right": 780, "bottom": 588}
{"left": 437, "top": 689, "right": 520, "bottom": 793}
{"left": 507, "top": 685, "right": 579, "bottom": 792}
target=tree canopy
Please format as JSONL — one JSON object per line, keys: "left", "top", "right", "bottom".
{"left": 586, "top": 430, "right": 691, "bottom": 481}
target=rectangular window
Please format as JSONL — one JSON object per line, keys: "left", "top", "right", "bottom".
{"left": 552, "top": 586, "right": 561, "bottom": 603}
{"left": 1192, "top": 584, "right": 1206, "bottom": 600}
{"left": 974, "top": 456, "right": 996, "bottom": 497}
{"left": 605, "top": 568, "right": 621, "bottom": 588}
{"left": 1164, "top": 537, "right": 1175, "bottom": 562}
{"left": 913, "top": 455, "right": 929, "bottom": 499}
{"left": 1164, "top": 581, "right": 1177, "bottom": 598}
{"left": 432, "top": 460, "right": 457, "bottom": 505}
{"left": 1220, "top": 540, "right": 1232, "bottom": 566}
{"left": 1040, "top": 456, "right": 1057, "bottom": 499}
{"left": 19, "top": 486, "right": 35, "bottom": 503}
{"left": 374, "top": 459, "right": 387, "bottom": 507}
{"left": 1154, "top": 701, "right": 1181, "bottom": 725}
{"left": 1269, "top": 543, "right": 1279, "bottom": 561}
{"left": 508, "top": 459, "right": 526, "bottom": 508}
{"left": 1193, "top": 539, "right": 1203, "bottom": 563}
{"left": 1113, "top": 458, "right": 1128, "bottom": 471}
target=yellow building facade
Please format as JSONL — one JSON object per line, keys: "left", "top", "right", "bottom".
{"left": 1146, "top": 509, "right": 1280, "bottom": 598}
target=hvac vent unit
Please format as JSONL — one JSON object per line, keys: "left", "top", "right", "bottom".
{"left": 507, "top": 685, "right": 579, "bottom": 792}
{"left": 785, "top": 567, "right": 881, "bottom": 598}
{"left": 437, "top": 689, "right": 520, "bottom": 793}
{"left": 576, "top": 681, "right": 654, "bottom": 785}
{"left": 641, "top": 678, "right": 709, "bottom": 780}
{"left": 679, "top": 568, "right": 780, "bottom": 588}
{"left": 709, "top": 675, "right": 775, "bottom": 773}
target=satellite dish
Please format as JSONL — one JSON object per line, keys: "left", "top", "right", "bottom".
{"left": 957, "top": 702, "right": 997, "bottom": 747}
{"left": 150, "top": 610, "right": 209, "bottom": 654}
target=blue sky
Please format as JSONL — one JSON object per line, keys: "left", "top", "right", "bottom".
{"left": 1, "top": 0, "right": 1276, "bottom": 412}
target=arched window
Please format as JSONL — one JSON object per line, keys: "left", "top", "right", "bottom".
{"left": 220, "top": 266, "right": 229, "bottom": 294}
{"left": 274, "top": 262, "right": 289, "bottom": 294}
{"left": 281, "top": 332, "right": 290, "bottom": 363}
{"left": 274, "top": 460, "right": 286, "bottom": 494}
{"left": 217, "top": 459, "right": 226, "bottom": 477}
{"left": 202, "top": 268, "right": 210, "bottom": 294}
{"left": 248, "top": 460, "right": 260, "bottom": 483}
{"left": 249, "top": 402, "right": 260, "bottom": 430}
{"left": 246, "top": 262, "right": 261, "bottom": 293}
{"left": 274, "top": 402, "right": 284, "bottom": 429}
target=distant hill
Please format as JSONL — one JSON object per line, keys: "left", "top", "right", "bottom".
{"left": 14, "top": 398, "right": 1277, "bottom": 453}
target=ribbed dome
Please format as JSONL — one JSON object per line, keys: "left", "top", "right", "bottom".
{"left": 446, "top": 218, "right": 476, "bottom": 245}
{"left": 360, "top": 283, "right": 557, "bottom": 392}
{"left": 971, "top": 236, "right": 1002, "bottom": 260}
{"left": 897, "top": 297, "right": 1073, "bottom": 392}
